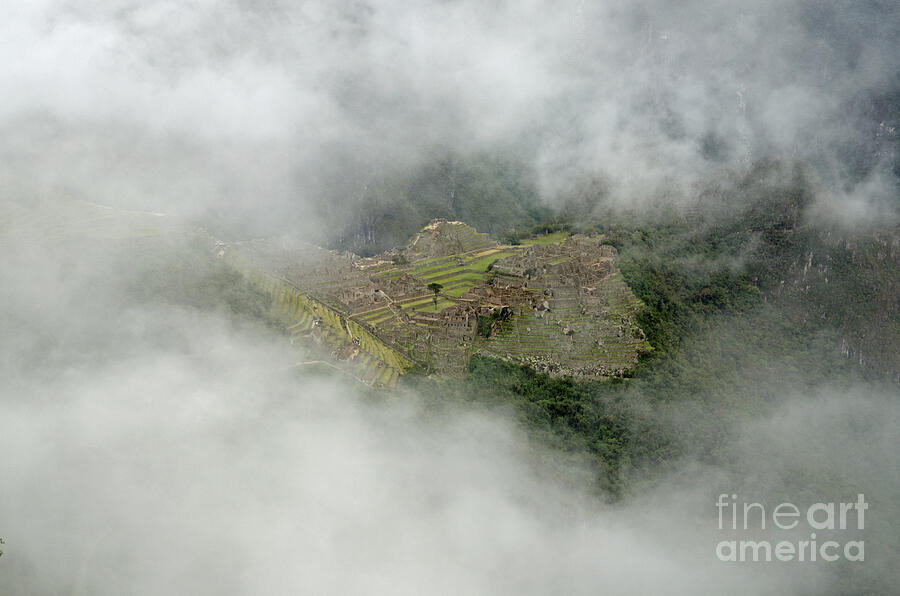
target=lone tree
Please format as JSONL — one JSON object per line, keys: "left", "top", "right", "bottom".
{"left": 427, "top": 282, "right": 443, "bottom": 308}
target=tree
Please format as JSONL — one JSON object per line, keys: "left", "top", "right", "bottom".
{"left": 427, "top": 282, "right": 443, "bottom": 308}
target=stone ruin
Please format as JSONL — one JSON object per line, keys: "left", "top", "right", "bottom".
{"left": 460, "top": 283, "right": 533, "bottom": 310}
{"left": 333, "top": 285, "right": 383, "bottom": 312}
{"left": 439, "top": 303, "right": 479, "bottom": 337}
{"left": 403, "top": 219, "right": 496, "bottom": 260}
{"left": 234, "top": 226, "right": 650, "bottom": 382}
{"left": 491, "top": 235, "right": 617, "bottom": 284}
{"left": 375, "top": 273, "right": 426, "bottom": 299}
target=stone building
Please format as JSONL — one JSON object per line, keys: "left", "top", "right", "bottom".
{"left": 439, "top": 304, "right": 478, "bottom": 338}
{"left": 375, "top": 273, "right": 426, "bottom": 299}
{"left": 334, "top": 285, "right": 382, "bottom": 311}
{"left": 460, "top": 283, "right": 533, "bottom": 308}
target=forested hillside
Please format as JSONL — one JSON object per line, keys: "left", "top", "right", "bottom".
{"left": 402, "top": 160, "right": 899, "bottom": 498}
{"left": 315, "top": 151, "right": 553, "bottom": 255}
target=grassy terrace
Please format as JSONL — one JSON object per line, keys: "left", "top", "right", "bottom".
{"left": 442, "top": 281, "right": 480, "bottom": 297}
{"left": 367, "top": 311, "right": 396, "bottom": 325}
{"left": 406, "top": 253, "right": 459, "bottom": 269}
{"left": 224, "top": 249, "right": 413, "bottom": 388}
{"left": 229, "top": 227, "right": 653, "bottom": 381}
{"left": 468, "top": 251, "right": 516, "bottom": 271}
{"left": 359, "top": 243, "right": 538, "bottom": 325}
{"left": 419, "top": 270, "right": 486, "bottom": 285}
{"left": 349, "top": 233, "right": 577, "bottom": 339}
{"left": 371, "top": 230, "right": 568, "bottom": 287}
{"left": 362, "top": 263, "right": 395, "bottom": 273}
{"left": 258, "top": 229, "right": 594, "bottom": 378}
{"left": 398, "top": 295, "right": 442, "bottom": 308}
{"left": 409, "top": 257, "right": 464, "bottom": 276}
{"left": 411, "top": 299, "right": 456, "bottom": 313}
{"left": 358, "top": 307, "right": 391, "bottom": 320}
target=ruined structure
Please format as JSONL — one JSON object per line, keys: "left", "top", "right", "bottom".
{"left": 223, "top": 220, "right": 650, "bottom": 384}
{"left": 460, "top": 283, "right": 533, "bottom": 310}
{"left": 404, "top": 219, "right": 496, "bottom": 259}
{"left": 376, "top": 273, "right": 426, "bottom": 299}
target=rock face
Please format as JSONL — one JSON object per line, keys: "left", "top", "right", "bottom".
{"left": 229, "top": 225, "right": 650, "bottom": 381}
{"left": 766, "top": 229, "right": 900, "bottom": 382}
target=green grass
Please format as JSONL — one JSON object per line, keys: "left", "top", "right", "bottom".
{"left": 407, "top": 253, "right": 461, "bottom": 267}
{"left": 467, "top": 251, "right": 516, "bottom": 272}
{"left": 418, "top": 265, "right": 468, "bottom": 281}
{"left": 410, "top": 260, "right": 461, "bottom": 276}
{"left": 364, "top": 263, "right": 396, "bottom": 273}
{"left": 367, "top": 312, "right": 396, "bottom": 325}
{"left": 373, "top": 270, "right": 406, "bottom": 280}
{"left": 358, "top": 307, "right": 391, "bottom": 320}
{"left": 408, "top": 248, "right": 489, "bottom": 270}
{"left": 469, "top": 248, "right": 503, "bottom": 257}
{"left": 399, "top": 295, "right": 441, "bottom": 308}
{"left": 421, "top": 270, "right": 488, "bottom": 286}
{"left": 411, "top": 298, "right": 455, "bottom": 313}
{"left": 443, "top": 282, "right": 481, "bottom": 297}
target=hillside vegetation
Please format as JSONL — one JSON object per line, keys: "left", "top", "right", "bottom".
{"left": 321, "top": 152, "right": 553, "bottom": 255}
{"left": 404, "top": 162, "right": 899, "bottom": 497}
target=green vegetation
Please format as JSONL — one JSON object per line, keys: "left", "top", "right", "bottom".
{"left": 402, "top": 163, "right": 895, "bottom": 497}
{"left": 475, "top": 308, "right": 511, "bottom": 338}
{"left": 26, "top": 182, "right": 896, "bottom": 499}
{"left": 324, "top": 151, "right": 553, "bottom": 255}
{"left": 403, "top": 357, "right": 639, "bottom": 495}
{"left": 198, "top": 159, "right": 894, "bottom": 499}
{"left": 427, "top": 282, "right": 443, "bottom": 308}
{"left": 411, "top": 260, "right": 460, "bottom": 276}
{"left": 442, "top": 282, "right": 481, "bottom": 298}
{"left": 519, "top": 231, "right": 569, "bottom": 247}
{"left": 414, "top": 298, "right": 455, "bottom": 313}
{"left": 419, "top": 270, "right": 485, "bottom": 286}
{"left": 468, "top": 251, "right": 516, "bottom": 272}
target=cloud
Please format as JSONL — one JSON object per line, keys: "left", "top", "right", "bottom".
{"left": 0, "top": 311, "right": 847, "bottom": 595}
{"left": 0, "top": 4, "right": 898, "bottom": 591}
{"left": 0, "top": 0, "right": 896, "bottom": 232}
{"left": 1, "top": 210, "right": 897, "bottom": 595}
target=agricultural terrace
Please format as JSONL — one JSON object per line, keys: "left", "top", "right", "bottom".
{"left": 361, "top": 233, "right": 568, "bottom": 328}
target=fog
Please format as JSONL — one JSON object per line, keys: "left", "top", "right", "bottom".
{"left": 2, "top": 1, "right": 899, "bottom": 594}
{"left": 2, "top": 1, "right": 898, "bottom": 233}
{"left": 1, "top": 204, "right": 897, "bottom": 595}
{"left": 0, "top": 235, "right": 893, "bottom": 595}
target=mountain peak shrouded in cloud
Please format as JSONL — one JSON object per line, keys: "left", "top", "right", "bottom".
{"left": 1, "top": 0, "right": 897, "bottom": 235}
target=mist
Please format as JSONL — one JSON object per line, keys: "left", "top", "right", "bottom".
{"left": 2, "top": 237, "right": 896, "bottom": 594}
{"left": 2, "top": 1, "right": 899, "bottom": 594}
{"left": 2, "top": 0, "right": 898, "bottom": 235}
{"left": 1, "top": 198, "right": 897, "bottom": 595}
